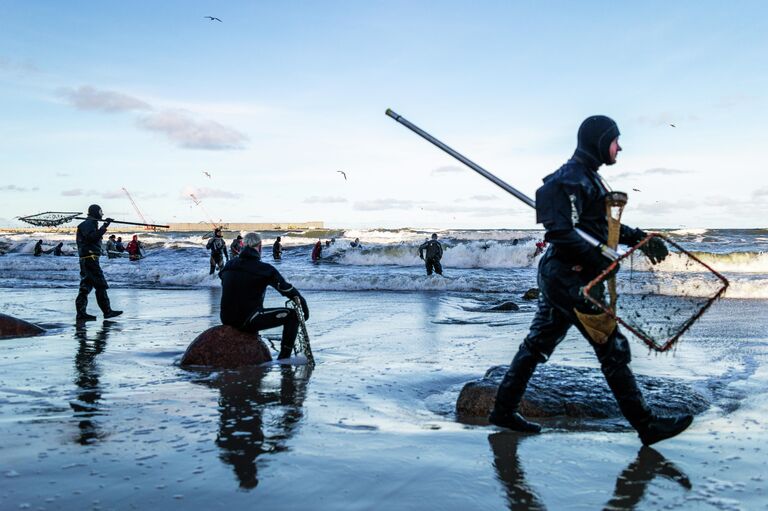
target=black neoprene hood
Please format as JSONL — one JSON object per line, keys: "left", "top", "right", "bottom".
{"left": 87, "top": 204, "right": 103, "bottom": 219}
{"left": 575, "top": 115, "right": 620, "bottom": 168}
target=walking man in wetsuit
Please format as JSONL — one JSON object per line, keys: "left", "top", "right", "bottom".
{"left": 219, "top": 232, "right": 310, "bottom": 360}
{"left": 75, "top": 204, "right": 122, "bottom": 321}
{"left": 418, "top": 233, "right": 443, "bottom": 275}
{"left": 207, "top": 228, "right": 229, "bottom": 274}
{"left": 488, "top": 115, "right": 690, "bottom": 446}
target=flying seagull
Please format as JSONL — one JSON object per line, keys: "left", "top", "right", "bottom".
{"left": 632, "top": 188, "right": 641, "bottom": 192}
{"left": 669, "top": 124, "right": 676, "bottom": 128}
{"left": 204, "top": 16, "right": 223, "bottom": 22}
{"left": 203, "top": 171, "right": 211, "bottom": 179}
{"left": 337, "top": 170, "right": 347, "bottom": 181}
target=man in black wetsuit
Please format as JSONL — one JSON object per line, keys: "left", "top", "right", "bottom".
{"left": 219, "top": 232, "right": 309, "bottom": 360}
{"left": 488, "top": 115, "right": 688, "bottom": 446}
{"left": 207, "top": 228, "right": 229, "bottom": 274}
{"left": 272, "top": 236, "right": 283, "bottom": 260}
{"left": 75, "top": 204, "right": 122, "bottom": 321}
{"left": 418, "top": 233, "right": 444, "bottom": 275}
{"left": 33, "top": 240, "right": 44, "bottom": 256}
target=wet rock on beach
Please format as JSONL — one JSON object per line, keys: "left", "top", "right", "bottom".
{"left": 456, "top": 364, "right": 709, "bottom": 421}
{"left": 0, "top": 313, "right": 45, "bottom": 339}
{"left": 180, "top": 325, "right": 271, "bottom": 368}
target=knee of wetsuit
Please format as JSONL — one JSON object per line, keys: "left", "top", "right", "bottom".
{"left": 520, "top": 340, "right": 550, "bottom": 364}
{"left": 597, "top": 331, "right": 632, "bottom": 371}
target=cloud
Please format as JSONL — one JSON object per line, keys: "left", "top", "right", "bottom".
{"left": 181, "top": 186, "right": 242, "bottom": 200}
{"left": 462, "top": 194, "right": 500, "bottom": 202}
{"left": 431, "top": 165, "right": 465, "bottom": 174}
{"left": 0, "top": 56, "right": 39, "bottom": 75}
{"left": 59, "top": 85, "right": 152, "bottom": 113}
{"left": 614, "top": 167, "right": 695, "bottom": 180}
{"left": 61, "top": 188, "right": 84, "bottom": 196}
{"left": 0, "top": 184, "right": 39, "bottom": 192}
{"left": 303, "top": 196, "right": 348, "bottom": 204}
{"left": 138, "top": 110, "right": 248, "bottom": 150}
{"left": 353, "top": 199, "right": 420, "bottom": 211}
{"left": 752, "top": 187, "right": 768, "bottom": 200}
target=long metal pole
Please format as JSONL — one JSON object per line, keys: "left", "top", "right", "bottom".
{"left": 75, "top": 217, "right": 170, "bottom": 229}
{"left": 385, "top": 109, "right": 618, "bottom": 260}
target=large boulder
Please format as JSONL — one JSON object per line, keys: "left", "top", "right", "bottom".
{"left": 0, "top": 313, "right": 45, "bottom": 339}
{"left": 181, "top": 325, "right": 272, "bottom": 368}
{"left": 457, "top": 364, "right": 708, "bottom": 422}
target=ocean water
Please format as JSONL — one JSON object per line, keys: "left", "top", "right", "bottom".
{"left": 1, "top": 227, "right": 767, "bottom": 510}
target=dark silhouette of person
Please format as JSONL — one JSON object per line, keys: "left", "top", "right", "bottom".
{"left": 194, "top": 365, "right": 312, "bottom": 489}
{"left": 311, "top": 240, "right": 322, "bottom": 262}
{"left": 53, "top": 242, "right": 65, "bottom": 256}
{"left": 71, "top": 321, "right": 116, "bottom": 445}
{"left": 206, "top": 228, "right": 229, "bottom": 274}
{"left": 33, "top": 239, "right": 44, "bottom": 256}
{"left": 75, "top": 204, "right": 122, "bottom": 321}
{"left": 604, "top": 446, "right": 691, "bottom": 510}
{"left": 418, "top": 233, "right": 444, "bottom": 275}
{"left": 273, "top": 236, "right": 283, "bottom": 260}
{"left": 488, "top": 115, "right": 685, "bottom": 446}
{"left": 488, "top": 433, "right": 691, "bottom": 510}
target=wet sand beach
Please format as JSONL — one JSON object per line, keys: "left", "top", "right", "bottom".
{"left": 1, "top": 285, "right": 766, "bottom": 510}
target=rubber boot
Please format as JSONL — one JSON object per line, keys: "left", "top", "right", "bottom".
{"left": 96, "top": 289, "right": 122, "bottom": 318}
{"left": 637, "top": 415, "right": 694, "bottom": 446}
{"left": 488, "top": 344, "right": 542, "bottom": 433}
{"left": 277, "top": 311, "right": 300, "bottom": 360}
{"left": 75, "top": 290, "right": 96, "bottom": 321}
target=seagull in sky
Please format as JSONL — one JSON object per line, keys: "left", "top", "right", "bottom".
{"left": 204, "top": 16, "right": 223, "bottom": 22}
{"left": 203, "top": 171, "right": 211, "bottom": 179}
{"left": 632, "top": 188, "right": 641, "bottom": 192}
{"left": 337, "top": 170, "right": 347, "bottom": 181}
{"left": 669, "top": 123, "right": 676, "bottom": 128}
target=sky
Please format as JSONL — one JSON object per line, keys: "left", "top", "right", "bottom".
{"left": 1, "top": 0, "right": 766, "bottom": 230}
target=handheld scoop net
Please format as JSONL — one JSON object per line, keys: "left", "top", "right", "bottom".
{"left": 18, "top": 211, "right": 169, "bottom": 229}
{"left": 287, "top": 297, "right": 315, "bottom": 368}
{"left": 583, "top": 233, "right": 729, "bottom": 352}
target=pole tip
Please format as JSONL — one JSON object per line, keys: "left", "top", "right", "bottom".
{"left": 385, "top": 108, "right": 397, "bottom": 118}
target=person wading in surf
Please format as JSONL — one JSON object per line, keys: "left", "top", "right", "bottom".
{"left": 207, "top": 228, "right": 229, "bottom": 274}
{"left": 488, "top": 115, "right": 689, "bottom": 446}
{"left": 75, "top": 204, "right": 122, "bottom": 321}
{"left": 418, "top": 233, "right": 444, "bottom": 276}
{"left": 219, "top": 233, "right": 310, "bottom": 360}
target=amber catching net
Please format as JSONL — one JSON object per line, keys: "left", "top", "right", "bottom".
{"left": 18, "top": 211, "right": 83, "bottom": 227}
{"left": 582, "top": 233, "right": 729, "bottom": 352}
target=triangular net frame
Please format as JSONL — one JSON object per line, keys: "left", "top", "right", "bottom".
{"left": 287, "top": 297, "right": 315, "bottom": 368}
{"left": 582, "top": 233, "right": 729, "bottom": 352}
{"left": 17, "top": 211, "right": 83, "bottom": 227}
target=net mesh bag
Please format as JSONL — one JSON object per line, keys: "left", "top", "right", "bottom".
{"left": 583, "top": 233, "right": 729, "bottom": 352}
{"left": 17, "top": 212, "right": 82, "bottom": 227}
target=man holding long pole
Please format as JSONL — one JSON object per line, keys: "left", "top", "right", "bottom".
{"left": 386, "top": 110, "right": 691, "bottom": 446}
{"left": 75, "top": 204, "right": 122, "bottom": 321}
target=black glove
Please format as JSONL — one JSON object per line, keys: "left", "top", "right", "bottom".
{"left": 299, "top": 295, "right": 309, "bottom": 320}
{"left": 103, "top": 217, "right": 114, "bottom": 225}
{"left": 639, "top": 236, "right": 669, "bottom": 264}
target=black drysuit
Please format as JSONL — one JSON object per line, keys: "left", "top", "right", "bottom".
{"left": 219, "top": 247, "right": 309, "bottom": 359}
{"left": 75, "top": 218, "right": 114, "bottom": 316}
{"left": 491, "top": 151, "right": 654, "bottom": 433}
{"left": 418, "top": 239, "right": 443, "bottom": 275}
{"left": 207, "top": 236, "right": 229, "bottom": 274}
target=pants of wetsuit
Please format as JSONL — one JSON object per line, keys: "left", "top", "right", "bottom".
{"left": 425, "top": 257, "right": 443, "bottom": 276}
{"left": 491, "top": 253, "right": 653, "bottom": 430}
{"left": 242, "top": 307, "right": 299, "bottom": 359}
{"left": 210, "top": 254, "right": 225, "bottom": 274}
{"left": 75, "top": 257, "right": 112, "bottom": 315}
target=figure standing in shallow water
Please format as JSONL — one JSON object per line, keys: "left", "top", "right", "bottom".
{"left": 230, "top": 235, "right": 243, "bottom": 258}
{"left": 418, "top": 233, "right": 443, "bottom": 275}
{"left": 488, "top": 115, "right": 685, "bottom": 446}
{"left": 207, "top": 228, "right": 229, "bottom": 274}
{"left": 75, "top": 204, "right": 122, "bottom": 321}
{"left": 273, "top": 236, "right": 283, "bottom": 260}
{"left": 311, "top": 240, "right": 322, "bottom": 262}
{"left": 126, "top": 235, "right": 143, "bottom": 261}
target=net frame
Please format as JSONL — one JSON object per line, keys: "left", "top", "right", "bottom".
{"left": 582, "top": 233, "right": 729, "bottom": 352}
{"left": 287, "top": 297, "right": 315, "bottom": 368}
{"left": 17, "top": 211, "right": 83, "bottom": 227}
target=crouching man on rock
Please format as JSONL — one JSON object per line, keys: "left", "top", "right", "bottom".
{"left": 219, "top": 232, "right": 309, "bottom": 360}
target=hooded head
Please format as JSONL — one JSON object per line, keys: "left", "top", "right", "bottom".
{"left": 214, "top": 228, "right": 222, "bottom": 237}
{"left": 87, "top": 204, "right": 103, "bottom": 220}
{"left": 132, "top": 235, "right": 138, "bottom": 241}
{"left": 431, "top": 233, "right": 438, "bottom": 240}
{"left": 574, "top": 115, "right": 620, "bottom": 169}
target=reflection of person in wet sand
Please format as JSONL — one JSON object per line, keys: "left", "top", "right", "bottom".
{"left": 488, "top": 433, "right": 691, "bottom": 510}
{"left": 71, "top": 321, "right": 116, "bottom": 445}
{"left": 195, "top": 365, "right": 312, "bottom": 489}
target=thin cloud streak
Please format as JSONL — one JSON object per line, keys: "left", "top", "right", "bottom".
{"left": 353, "top": 199, "right": 420, "bottom": 211}
{"left": 138, "top": 110, "right": 248, "bottom": 150}
{"left": 59, "top": 85, "right": 152, "bottom": 113}
{"left": 303, "top": 196, "right": 348, "bottom": 204}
